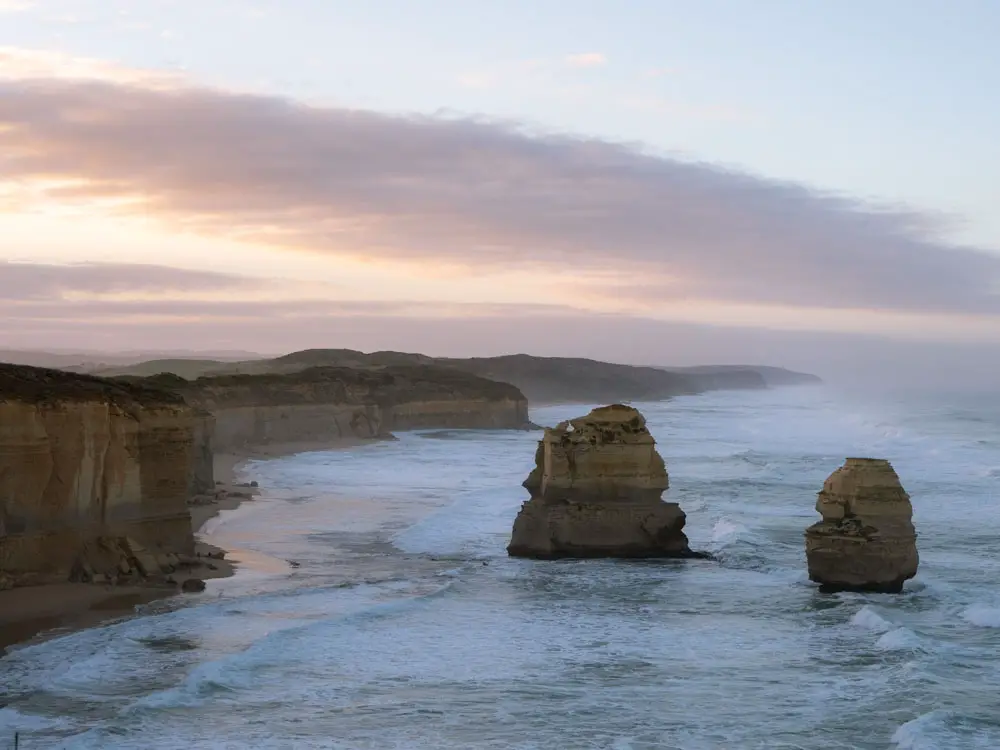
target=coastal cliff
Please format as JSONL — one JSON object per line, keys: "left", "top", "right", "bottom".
{"left": 85, "top": 349, "right": 823, "bottom": 404}
{"left": 139, "top": 365, "right": 532, "bottom": 455}
{"left": 0, "top": 362, "right": 529, "bottom": 591}
{"left": 0, "top": 365, "right": 198, "bottom": 587}
{"left": 662, "top": 365, "right": 821, "bottom": 388}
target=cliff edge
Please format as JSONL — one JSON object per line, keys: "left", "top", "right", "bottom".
{"left": 136, "top": 364, "right": 533, "bottom": 457}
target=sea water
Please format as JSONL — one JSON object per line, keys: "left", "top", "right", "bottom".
{"left": 1, "top": 387, "right": 999, "bottom": 749}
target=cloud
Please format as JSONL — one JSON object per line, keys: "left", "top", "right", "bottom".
{"left": 0, "top": 69, "right": 998, "bottom": 323}
{"left": 0, "top": 47, "right": 184, "bottom": 86}
{"left": 564, "top": 52, "right": 607, "bottom": 68}
{"left": 642, "top": 67, "right": 677, "bottom": 79}
{"left": 456, "top": 72, "right": 496, "bottom": 90}
{"left": 0, "top": 0, "right": 33, "bottom": 12}
{"left": 0, "top": 261, "right": 258, "bottom": 301}
{"left": 455, "top": 58, "right": 549, "bottom": 89}
{"left": 0, "top": 261, "right": 582, "bottom": 324}
{"left": 621, "top": 94, "right": 761, "bottom": 124}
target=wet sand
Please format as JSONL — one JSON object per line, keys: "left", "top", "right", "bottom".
{"left": 0, "top": 437, "right": 372, "bottom": 652}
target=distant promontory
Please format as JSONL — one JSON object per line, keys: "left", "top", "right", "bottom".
{"left": 42, "top": 348, "right": 822, "bottom": 405}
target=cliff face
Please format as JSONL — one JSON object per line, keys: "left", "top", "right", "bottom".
{"left": 659, "top": 366, "right": 767, "bottom": 391}
{"left": 804, "top": 458, "right": 918, "bottom": 593}
{"left": 507, "top": 404, "right": 703, "bottom": 559}
{"left": 154, "top": 365, "right": 531, "bottom": 453}
{"left": 439, "top": 356, "right": 703, "bottom": 404}
{"left": 90, "top": 349, "right": 823, "bottom": 403}
{"left": 260, "top": 351, "right": 706, "bottom": 403}
{"left": 388, "top": 398, "right": 529, "bottom": 431}
{"left": 664, "top": 365, "right": 822, "bottom": 388}
{"left": 0, "top": 365, "right": 197, "bottom": 586}
{"left": 189, "top": 411, "right": 216, "bottom": 495}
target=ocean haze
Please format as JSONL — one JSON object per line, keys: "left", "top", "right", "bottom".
{"left": 4, "top": 313, "right": 997, "bottom": 393}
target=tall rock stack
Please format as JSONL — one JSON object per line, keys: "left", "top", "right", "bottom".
{"left": 805, "top": 458, "right": 918, "bottom": 593}
{"left": 507, "top": 404, "right": 704, "bottom": 559}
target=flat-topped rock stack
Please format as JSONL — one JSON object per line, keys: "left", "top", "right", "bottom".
{"left": 507, "top": 404, "right": 705, "bottom": 559}
{"left": 805, "top": 457, "right": 918, "bottom": 593}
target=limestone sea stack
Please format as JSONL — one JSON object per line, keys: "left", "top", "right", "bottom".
{"left": 507, "top": 404, "right": 704, "bottom": 559}
{"left": 805, "top": 458, "right": 918, "bottom": 593}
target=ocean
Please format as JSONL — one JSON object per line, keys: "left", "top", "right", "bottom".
{"left": 2, "top": 386, "right": 999, "bottom": 749}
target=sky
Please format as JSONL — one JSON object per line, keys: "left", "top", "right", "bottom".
{"left": 2, "top": 0, "right": 999, "bottom": 386}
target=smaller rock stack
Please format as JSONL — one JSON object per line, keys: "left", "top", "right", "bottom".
{"left": 507, "top": 404, "right": 705, "bottom": 559}
{"left": 805, "top": 458, "right": 918, "bottom": 593}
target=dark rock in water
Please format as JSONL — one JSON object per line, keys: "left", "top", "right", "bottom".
{"left": 805, "top": 458, "right": 918, "bottom": 593}
{"left": 507, "top": 404, "right": 705, "bottom": 560}
{"left": 180, "top": 578, "right": 206, "bottom": 593}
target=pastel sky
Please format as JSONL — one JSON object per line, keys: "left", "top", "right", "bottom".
{"left": 2, "top": 0, "right": 999, "bottom": 385}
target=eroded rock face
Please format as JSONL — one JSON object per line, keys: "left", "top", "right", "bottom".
{"left": 159, "top": 365, "right": 531, "bottom": 454}
{"left": 188, "top": 412, "right": 216, "bottom": 495}
{"left": 0, "top": 365, "right": 197, "bottom": 586}
{"left": 805, "top": 458, "right": 918, "bottom": 593}
{"left": 507, "top": 404, "right": 702, "bottom": 559}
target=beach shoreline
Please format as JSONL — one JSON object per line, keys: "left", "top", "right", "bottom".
{"left": 0, "top": 436, "right": 373, "bottom": 653}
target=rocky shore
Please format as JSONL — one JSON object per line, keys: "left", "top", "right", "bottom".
{"left": 0, "top": 360, "right": 531, "bottom": 650}
{"left": 0, "top": 451, "right": 238, "bottom": 652}
{"left": 0, "top": 436, "right": 382, "bottom": 651}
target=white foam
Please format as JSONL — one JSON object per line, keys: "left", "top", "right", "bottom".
{"left": 130, "top": 579, "right": 457, "bottom": 714}
{"left": 705, "top": 516, "right": 771, "bottom": 557}
{"left": 0, "top": 706, "right": 71, "bottom": 734}
{"left": 961, "top": 604, "right": 1000, "bottom": 628}
{"left": 850, "top": 605, "right": 893, "bottom": 632}
{"left": 890, "top": 709, "right": 982, "bottom": 750}
{"left": 710, "top": 518, "right": 747, "bottom": 545}
{"left": 391, "top": 488, "right": 515, "bottom": 558}
{"left": 876, "top": 627, "right": 921, "bottom": 652}
{"left": 892, "top": 711, "right": 941, "bottom": 749}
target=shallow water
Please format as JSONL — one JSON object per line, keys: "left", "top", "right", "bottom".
{"left": 2, "top": 387, "right": 999, "bottom": 749}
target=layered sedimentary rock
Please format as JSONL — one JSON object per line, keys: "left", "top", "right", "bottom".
{"left": 149, "top": 365, "right": 531, "bottom": 454}
{"left": 507, "top": 404, "right": 702, "bottom": 559}
{"left": 805, "top": 458, "right": 918, "bottom": 593}
{"left": 388, "top": 398, "right": 528, "bottom": 430}
{"left": 0, "top": 365, "right": 198, "bottom": 586}
{"left": 189, "top": 411, "right": 216, "bottom": 495}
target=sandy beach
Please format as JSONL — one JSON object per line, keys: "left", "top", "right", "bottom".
{"left": 0, "top": 437, "right": 373, "bottom": 652}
